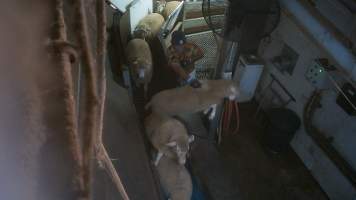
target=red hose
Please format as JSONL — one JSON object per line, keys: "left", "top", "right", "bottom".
{"left": 221, "top": 100, "right": 240, "bottom": 136}
{"left": 222, "top": 100, "right": 229, "bottom": 133}
{"left": 217, "top": 100, "right": 241, "bottom": 144}
{"left": 233, "top": 101, "right": 240, "bottom": 135}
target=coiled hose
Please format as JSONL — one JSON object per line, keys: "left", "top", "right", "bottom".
{"left": 218, "top": 99, "right": 240, "bottom": 144}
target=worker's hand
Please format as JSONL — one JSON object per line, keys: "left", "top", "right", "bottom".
{"left": 181, "top": 59, "right": 191, "bottom": 67}
{"left": 190, "top": 79, "right": 202, "bottom": 88}
{"left": 181, "top": 56, "right": 192, "bottom": 67}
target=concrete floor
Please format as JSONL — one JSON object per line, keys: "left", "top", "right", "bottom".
{"left": 92, "top": 63, "right": 161, "bottom": 200}
{"left": 214, "top": 103, "right": 329, "bottom": 200}
{"left": 141, "top": 37, "right": 328, "bottom": 200}
{"left": 176, "top": 102, "right": 329, "bottom": 200}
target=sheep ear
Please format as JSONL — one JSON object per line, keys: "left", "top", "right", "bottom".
{"left": 188, "top": 135, "right": 195, "bottom": 143}
{"left": 166, "top": 141, "right": 177, "bottom": 147}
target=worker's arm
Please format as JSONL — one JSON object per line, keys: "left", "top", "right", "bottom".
{"left": 171, "top": 62, "right": 201, "bottom": 88}
{"left": 167, "top": 46, "right": 190, "bottom": 80}
{"left": 170, "top": 62, "right": 189, "bottom": 80}
{"left": 191, "top": 43, "right": 204, "bottom": 62}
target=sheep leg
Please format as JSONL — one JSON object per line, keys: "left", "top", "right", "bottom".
{"left": 209, "top": 104, "right": 217, "bottom": 120}
{"left": 203, "top": 104, "right": 217, "bottom": 120}
{"left": 154, "top": 151, "right": 164, "bottom": 166}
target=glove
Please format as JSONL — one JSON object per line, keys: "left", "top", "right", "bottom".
{"left": 190, "top": 79, "right": 202, "bottom": 88}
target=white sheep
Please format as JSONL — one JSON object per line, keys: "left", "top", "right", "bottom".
{"left": 155, "top": 0, "right": 166, "bottom": 13}
{"left": 145, "top": 79, "right": 240, "bottom": 118}
{"left": 126, "top": 38, "right": 153, "bottom": 96}
{"left": 162, "top": 1, "right": 181, "bottom": 20}
{"left": 145, "top": 113, "right": 194, "bottom": 166}
{"left": 134, "top": 13, "right": 165, "bottom": 41}
{"left": 156, "top": 156, "right": 193, "bottom": 200}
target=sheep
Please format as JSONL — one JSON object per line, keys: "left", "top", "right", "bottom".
{"left": 126, "top": 38, "right": 153, "bottom": 96}
{"left": 144, "top": 113, "right": 194, "bottom": 166}
{"left": 156, "top": 156, "right": 193, "bottom": 200}
{"left": 162, "top": 1, "right": 181, "bottom": 20}
{"left": 145, "top": 79, "right": 240, "bottom": 118}
{"left": 134, "top": 13, "right": 165, "bottom": 41}
{"left": 155, "top": 0, "right": 166, "bottom": 13}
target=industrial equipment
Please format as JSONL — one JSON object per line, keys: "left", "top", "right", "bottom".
{"left": 233, "top": 55, "right": 265, "bottom": 102}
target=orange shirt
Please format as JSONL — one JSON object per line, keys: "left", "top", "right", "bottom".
{"left": 167, "top": 42, "right": 204, "bottom": 74}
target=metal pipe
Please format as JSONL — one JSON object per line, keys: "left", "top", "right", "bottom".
{"left": 279, "top": 0, "right": 356, "bottom": 81}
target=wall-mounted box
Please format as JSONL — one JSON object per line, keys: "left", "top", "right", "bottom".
{"left": 233, "top": 55, "right": 264, "bottom": 102}
{"left": 305, "top": 59, "right": 329, "bottom": 89}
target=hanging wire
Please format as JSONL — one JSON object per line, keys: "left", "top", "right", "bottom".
{"left": 95, "top": 1, "right": 130, "bottom": 199}
{"left": 96, "top": 0, "right": 107, "bottom": 149}
{"left": 51, "top": 1, "right": 130, "bottom": 199}
{"left": 53, "top": 0, "right": 86, "bottom": 197}
{"left": 72, "top": 0, "right": 100, "bottom": 198}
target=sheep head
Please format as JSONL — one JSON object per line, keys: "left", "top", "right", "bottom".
{"left": 132, "top": 59, "right": 150, "bottom": 84}
{"left": 134, "top": 24, "right": 151, "bottom": 39}
{"left": 165, "top": 135, "right": 194, "bottom": 165}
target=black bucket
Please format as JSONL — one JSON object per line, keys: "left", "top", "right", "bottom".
{"left": 263, "top": 108, "right": 301, "bottom": 153}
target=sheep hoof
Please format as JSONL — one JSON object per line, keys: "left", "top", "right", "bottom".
{"left": 206, "top": 104, "right": 217, "bottom": 120}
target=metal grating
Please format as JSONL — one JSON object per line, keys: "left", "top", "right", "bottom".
{"left": 186, "top": 31, "right": 218, "bottom": 80}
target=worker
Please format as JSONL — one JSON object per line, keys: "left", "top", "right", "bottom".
{"left": 167, "top": 30, "right": 204, "bottom": 88}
